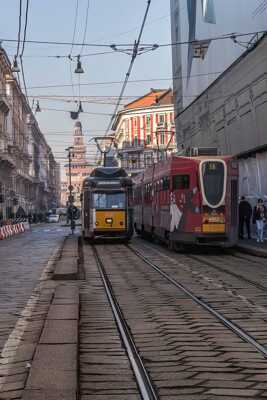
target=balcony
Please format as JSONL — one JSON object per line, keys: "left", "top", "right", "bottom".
{"left": 0, "top": 139, "right": 16, "bottom": 169}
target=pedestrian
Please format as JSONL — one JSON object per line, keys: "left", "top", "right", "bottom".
{"left": 239, "top": 196, "right": 252, "bottom": 239}
{"left": 253, "top": 199, "right": 266, "bottom": 243}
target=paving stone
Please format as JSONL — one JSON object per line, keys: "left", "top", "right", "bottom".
{"left": 22, "top": 389, "right": 76, "bottom": 400}
{"left": 53, "top": 259, "right": 77, "bottom": 280}
{"left": 53, "top": 285, "right": 79, "bottom": 300}
{"left": 0, "top": 390, "right": 23, "bottom": 399}
{"left": 47, "top": 304, "right": 78, "bottom": 320}
{"left": 40, "top": 320, "right": 77, "bottom": 344}
{"left": 206, "top": 388, "right": 261, "bottom": 396}
{"left": 25, "top": 344, "right": 76, "bottom": 390}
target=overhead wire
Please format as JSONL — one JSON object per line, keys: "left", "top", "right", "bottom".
{"left": 24, "top": 70, "right": 222, "bottom": 90}
{"left": 16, "top": 0, "right": 23, "bottom": 57}
{"left": 80, "top": 0, "right": 90, "bottom": 55}
{"left": 105, "top": 0, "right": 152, "bottom": 135}
{"left": 70, "top": 0, "right": 79, "bottom": 56}
{"left": 1, "top": 29, "right": 266, "bottom": 49}
{"left": 19, "top": 0, "right": 30, "bottom": 104}
{"left": 69, "top": 0, "right": 79, "bottom": 106}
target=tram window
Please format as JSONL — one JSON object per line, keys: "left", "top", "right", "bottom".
{"left": 172, "top": 175, "right": 190, "bottom": 190}
{"left": 163, "top": 177, "right": 170, "bottom": 190}
{"left": 93, "top": 192, "right": 125, "bottom": 209}
{"left": 201, "top": 161, "right": 225, "bottom": 206}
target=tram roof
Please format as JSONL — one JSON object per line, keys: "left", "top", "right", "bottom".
{"left": 85, "top": 167, "right": 128, "bottom": 181}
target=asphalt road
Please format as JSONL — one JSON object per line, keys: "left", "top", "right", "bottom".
{"left": 0, "top": 223, "right": 69, "bottom": 354}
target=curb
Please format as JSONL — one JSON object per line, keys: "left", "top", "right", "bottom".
{"left": 236, "top": 244, "right": 267, "bottom": 258}
{"left": 22, "top": 284, "right": 79, "bottom": 400}
{"left": 22, "top": 236, "right": 80, "bottom": 400}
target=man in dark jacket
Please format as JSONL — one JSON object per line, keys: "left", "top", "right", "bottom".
{"left": 239, "top": 196, "right": 252, "bottom": 239}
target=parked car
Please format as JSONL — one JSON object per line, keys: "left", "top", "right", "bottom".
{"left": 47, "top": 214, "right": 60, "bottom": 223}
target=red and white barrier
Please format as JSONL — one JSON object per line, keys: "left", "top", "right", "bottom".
{"left": 0, "top": 223, "right": 27, "bottom": 240}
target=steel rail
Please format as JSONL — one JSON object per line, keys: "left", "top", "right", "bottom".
{"left": 187, "top": 254, "right": 267, "bottom": 292}
{"left": 92, "top": 245, "right": 159, "bottom": 400}
{"left": 136, "top": 237, "right": 267, "bottom": 292}
{"left": 128, "top": 245, "right": 267, "bottom": 359}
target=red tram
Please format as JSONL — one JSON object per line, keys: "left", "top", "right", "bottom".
{"left": 133, "top": 154, "right": 238, "bottom": 248}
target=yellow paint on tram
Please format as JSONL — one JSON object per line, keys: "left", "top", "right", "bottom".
{"left": 95, "top": 210, "right": 126, "bottom": 230}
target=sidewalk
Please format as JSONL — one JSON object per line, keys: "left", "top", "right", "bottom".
{"left": 236, "top": 237, "right": 267, "bottom": 258}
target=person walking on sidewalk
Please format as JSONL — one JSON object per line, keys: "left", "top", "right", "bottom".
{"left": 253, "top": 199, "right": 266, "bottom": 243}
{"left": 239, "top": 196, "right": 252, "bottom": 239}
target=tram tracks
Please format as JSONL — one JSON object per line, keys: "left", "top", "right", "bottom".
{"left": 185, "top": 253, "right": 267, "bottom": 293}
{"left": 81, "top": 241, "right": 267, "bottom": 399}
{"left": 128, "top": 244, "right": 267, "bottom": 359}
{"left": 92, "top": 245, "right": 158, "bottom": 400}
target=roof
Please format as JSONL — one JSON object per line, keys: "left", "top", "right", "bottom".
{"left": 124, "top": 88, "right": 173, "bottom": 110}
{"left": 112, "top": 88, "right": 174, "bottom": 130}
{"left": 89, "top": 167, "right": 128, "bottom": 179}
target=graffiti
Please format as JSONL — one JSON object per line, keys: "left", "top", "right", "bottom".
{"left": 170, "top": 192, "right": 183, "bottom": 232}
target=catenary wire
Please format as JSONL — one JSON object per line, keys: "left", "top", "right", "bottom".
{"left": 70, "top": 0, "right": 79, "bottom": 56}
{"left": 0, "top": 29, "right": 265, "bottom": 49}
{"left": 20, "top": 0, "right": 30, "bottom": 57}
{"left": 19, "top": 0, "right": 30, "bottom": 103}
{"left": 16, "top": 0, "right": 23, "bottom": 57}
{"left": 105, "top": 0, "right": 152, "bottom": 135}
{"left": 80, "top": 0, "right": 90, "bottom": 55}
{"left": 24, "top": 71, "right": 222, "bottom": 90}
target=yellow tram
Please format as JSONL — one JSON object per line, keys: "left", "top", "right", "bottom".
{"left": 81, "top": 167, "right": 133, "bottom": 241}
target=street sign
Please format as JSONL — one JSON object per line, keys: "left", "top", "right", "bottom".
{"left": 68, "top": 185, "right": 74, "bottom": 191}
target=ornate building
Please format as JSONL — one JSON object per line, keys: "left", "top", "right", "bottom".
{"left": 112, "top": 89, "right": 176, "bottom": 176}
{"left": 0, "top": 44, "right": 60, "bottom": 222}
{"left": 61, "top": 121, "right": 93, "bottom": 207}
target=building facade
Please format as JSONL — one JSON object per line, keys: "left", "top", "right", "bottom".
{"left": 0, "top": 45, "right": 60, "bottom": 222}
{"left": 170, "top": 1, "right": 267, "bottom": 200}
{"left": 61, "top": 121, "right": 93, "bottom": 208}
{"left": 170, "top": 0, "right": 267, "bottom": 114}
{"left": 174, "top": 35, "right": 267, "bottom": 199}
{"left": 112, "top": 89, "right": 176, "bottom": 176}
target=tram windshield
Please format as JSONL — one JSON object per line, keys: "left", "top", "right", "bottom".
{"left": 201, "top": 161, "right": 225, "bottom": 207}
{"left": 93, "top": 192, "right": 125, "bottom": 209}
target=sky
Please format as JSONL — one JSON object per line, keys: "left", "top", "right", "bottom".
{"left": 0, "top": 0, "right": 173, "bottom": 172}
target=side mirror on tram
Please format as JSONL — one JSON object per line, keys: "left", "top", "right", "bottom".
{"left": 80, "top": 193, "right": 83, "bottom": 201}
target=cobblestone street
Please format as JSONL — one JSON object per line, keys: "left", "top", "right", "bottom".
{"left": 0, "top": 224, "right": 68, "bottom": 354}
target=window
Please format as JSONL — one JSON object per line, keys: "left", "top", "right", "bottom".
{"left": 146, "top": 115, "right": 151, "bottom": 133}
{"left": 172, "top": 175, "right": 190, "bottom": 190}
{"left": 93, "top": 192, "right": 125, "bottom": 209}
{"left": 125, "top": 119, "right": 129, "bottom": 140}
{"left": 162, "top": 176, "right": 170, "bottom": 190}
{"left": 201, "top": 161, "right": 225, "bottom": 207}
{"left": 133, "top": 117, "right": 138, "bottom": 135}
{"left": 160, "top": 130, "right": 165, "bottom": 145}
{"left": 133, "top": 136, "right": 138, "bottom": 147}
{"left": 159, "top": 114, "right": 165, "bottom": 124}
{"left": 144, "top": 152, "right": 153, "bottom": 167}
{"left": 146, "top": 134, "right": 151, "bottom": 145}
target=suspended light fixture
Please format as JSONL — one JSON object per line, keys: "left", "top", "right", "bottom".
{"left": 11, "top": 56, "right": 20, "bottom": 73}
{"left": 70, "top": 111, "right": 79, "bottom": 120}
{"left": 75, "top": 55, "right": 84, "bottom": 74}
{"left": 78, "top": 101, "right": 83, "bottom": 113}
{"left": 35, "top": 101, "right": 41, "bottom": 113}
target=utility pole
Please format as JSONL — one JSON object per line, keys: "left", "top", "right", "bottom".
{"left": 66, "top": 146, "right": 75, "bottom": 233}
